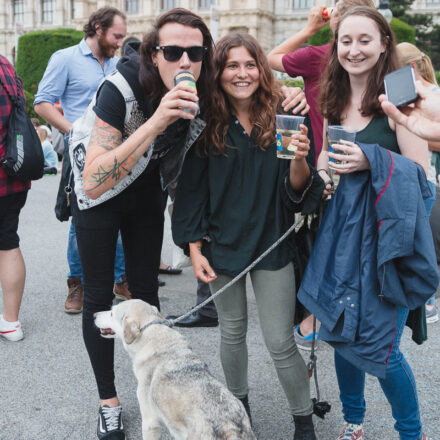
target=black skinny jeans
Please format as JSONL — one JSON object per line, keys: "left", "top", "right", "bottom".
{"left": 72, "top": 168, "right": 164, "bottom": 399}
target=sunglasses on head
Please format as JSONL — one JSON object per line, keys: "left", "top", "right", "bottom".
{"left": 155, "top": 45, "right": 208, "bottom": 62}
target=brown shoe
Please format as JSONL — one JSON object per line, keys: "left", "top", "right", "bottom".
{"left": 113, "top": 274, "right": 131, "bottom": 301}
{"left": 65, "top": 276, "right": 83, "bottom": 314}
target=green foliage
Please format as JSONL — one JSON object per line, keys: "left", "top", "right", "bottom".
{"left": 388, "top": 0, "right": 440, "bottom": 70}
{"left": 390, "top": 17, "right": 416, "bottom": 44}
{"left": 23, "top": 89, "right": 42, "bottom": 121}
{"left": 436, "top": 71, "right": 440, "bottom": 86}
{"left": 389, "top": 0, "right": 414, "bottom": 19}
{"left": 308, "top": 25, "right": 332, "bottom": 46}
{"left": 283, "top": 78, "right": 305, "bottom": 89}
{"left": 16, "top": 28, "right": 83, "bottom": 96}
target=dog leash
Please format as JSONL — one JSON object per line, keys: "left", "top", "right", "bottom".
{"left": 139, "top": 213, "right": 331, "bottom": 418}
{"left": 139, "top": 214, "right": 306, "bottom": 332}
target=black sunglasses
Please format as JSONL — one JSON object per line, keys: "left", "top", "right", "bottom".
{"left": 155, "top": 45, "right": 207, "bottom": 62}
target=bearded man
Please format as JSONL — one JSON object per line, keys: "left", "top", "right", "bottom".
{"left": 34, "top": 7, "right": 128, "bottom": 314}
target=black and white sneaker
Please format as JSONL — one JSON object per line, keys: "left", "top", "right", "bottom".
{"left": 97, "top": 405, "right": 125, "bottom": 439}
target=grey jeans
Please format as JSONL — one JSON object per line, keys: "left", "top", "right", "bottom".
{"left": 211, "top": 262, "right": 313, "bottom": 416}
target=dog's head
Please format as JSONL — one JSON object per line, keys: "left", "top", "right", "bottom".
{"left": 94, "top": 299, "right": 163, "bottom": 345}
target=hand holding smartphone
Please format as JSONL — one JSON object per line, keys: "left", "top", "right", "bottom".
{"left": 384, "top": 65, "right": 418, "bottom": 108}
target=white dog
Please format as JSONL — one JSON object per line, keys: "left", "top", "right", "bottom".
{"left": 94, "top": 299, "right": 255, "bottom": 440}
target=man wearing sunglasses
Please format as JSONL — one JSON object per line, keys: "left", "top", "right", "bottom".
{"left": 70, "top": 8, "right": 215, "bottom": 440}
{"left": 154, "top": 45, "right": 208, "bottom": 62}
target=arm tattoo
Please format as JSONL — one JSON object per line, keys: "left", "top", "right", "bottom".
{"left": 89, "top": 118, "right": 121, "bottom": 151}
{"left": 88, "top": 124, "right": 149, "bottom": 190}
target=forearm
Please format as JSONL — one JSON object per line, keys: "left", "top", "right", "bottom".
{"left": 189, "top": 240, "right": 203, "bottom": 256}
{"left": 34, "top": 102, "right": 72, "bottom": 134}
{"left": 83, "top": 117, "right": 161, "bottom": 199}
{"left": 268, "top": 28, "right": 314, "bottom": 72}
{"left": 429, "top": 140, "right": 440, "bottom": 152}
{"left": 317, "top": 149, "right": 329, "bottom": 171}
{"left": 289, "top": 158, "right": 311, "bottom": 190}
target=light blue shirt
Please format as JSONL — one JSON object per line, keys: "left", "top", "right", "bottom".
{"left": 34, "top": 38, "right": 118, "bottom": 124}
{"left": 41, "top": 139, "right": 58, "bottom": 168}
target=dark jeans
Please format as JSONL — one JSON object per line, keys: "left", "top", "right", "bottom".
{"left": 335, "top": 307, "right": 422, "bottom": 440}
{"left": 72, "top": 171, "right": 164, "bottom": 399}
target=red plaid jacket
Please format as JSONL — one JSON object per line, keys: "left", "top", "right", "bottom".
{"left": 0, "top": 55, "right": 30, "bottom": 197}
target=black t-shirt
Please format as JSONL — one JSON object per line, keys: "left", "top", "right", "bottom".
{"left": 93, "top": 81, "right": 127, "bottom": 133}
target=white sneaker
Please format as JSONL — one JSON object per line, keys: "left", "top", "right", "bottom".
{"left": 0, "top": 314, "right": 24, "bottom": 341}
{"left": 426, "top": 305, "right": 439, "bottom": 324}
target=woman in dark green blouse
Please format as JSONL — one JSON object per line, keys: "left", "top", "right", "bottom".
{"left": 172, "top": 33, "right": 323, "bottom": 440}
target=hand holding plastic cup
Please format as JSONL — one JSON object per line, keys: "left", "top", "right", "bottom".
{"left": 327, "top": 125, "right": 357, "bottom": 165}
{"left": 276, "top": 115, "right": 305, "bottom": 159}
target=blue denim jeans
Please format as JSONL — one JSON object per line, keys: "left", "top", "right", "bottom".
{"left": 335, "top": 307, "right": 422, "bottom": 440}
{"left": 67, "top": 222, "right": 125, "bottom": 282}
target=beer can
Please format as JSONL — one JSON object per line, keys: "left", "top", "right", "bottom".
{"left": 174, "top": 70, "right": 199, "bottom": 116}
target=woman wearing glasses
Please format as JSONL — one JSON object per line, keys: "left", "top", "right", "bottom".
{"left": 172, "top": 33, "right": 323, "bottom": 440}
{"left": 71, "top": 8, "right": 213, "bottom": 439}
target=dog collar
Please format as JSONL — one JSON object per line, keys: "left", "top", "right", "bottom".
{"left": 139, "top": 318, "right": 174, "bottom": 333}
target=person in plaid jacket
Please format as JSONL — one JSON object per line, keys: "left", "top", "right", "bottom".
{"left": 0, "top": 54, "right": 30, "bottom": 342}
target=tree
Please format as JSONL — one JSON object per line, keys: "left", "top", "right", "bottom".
{"left": 16, "top": 28, "right": 83, "bottom": 94}
{"left": 389, "top": 0, "right": 440, "bottom": 70}
{"left": 15, "top": 28, "right": 83, "bottom": 118}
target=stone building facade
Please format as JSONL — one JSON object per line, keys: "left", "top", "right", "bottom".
{"left": 1, "top": 0, "right": 439, "bottom": 64}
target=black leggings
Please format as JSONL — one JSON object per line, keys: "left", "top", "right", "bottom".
{"left": 72, "top": 173, "right": 164, "bottom": 399}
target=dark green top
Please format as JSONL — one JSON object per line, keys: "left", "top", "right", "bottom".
{"left": 172, "top": 117, "right": 323, "bottom": 277}
{"left": 355, "top": 115, "right": 400, "bottom": 154}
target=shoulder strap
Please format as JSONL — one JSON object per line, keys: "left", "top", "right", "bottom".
{"left": 0, "top": 76, "right": 14, "bottom": 102}
{"left": 0, "top": 73, "right": 23, "bottom": 107}
{"left": 106, "top": 71, "right": 135, "bottom": 102}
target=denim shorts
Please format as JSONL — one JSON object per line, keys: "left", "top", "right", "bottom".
{"left": 0, "top": 190, "right": 28, "bottom": 250}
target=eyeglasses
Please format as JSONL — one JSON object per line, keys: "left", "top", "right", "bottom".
{"left": 155, "top": 45, "right": 207, "bottom": 62}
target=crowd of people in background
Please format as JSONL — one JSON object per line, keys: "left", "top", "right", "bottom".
{"left": 1, "top": 2, "right": 440, "bottom": 440}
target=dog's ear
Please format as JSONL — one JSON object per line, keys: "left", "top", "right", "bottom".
{"left": 123, "top": 316, "right": 141, "bottom": 345}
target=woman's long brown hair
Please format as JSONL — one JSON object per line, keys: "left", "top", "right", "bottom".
{"left": 320, "top": 6, "right": 400, "bottom": 124}
{"left": 204, "top": 32, "right": 281, "bottom": 156}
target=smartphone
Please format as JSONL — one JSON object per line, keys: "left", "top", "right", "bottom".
{"left": 384, "top": 65, "right": 418, "bottom": 108}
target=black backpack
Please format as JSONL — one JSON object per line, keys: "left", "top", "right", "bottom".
{"left": 0, "top": 74, "right": 44, "bottom": 180}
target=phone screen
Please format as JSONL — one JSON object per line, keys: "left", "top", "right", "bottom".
{"left": 384, "top": 65, "right": 418, "bottom": 108}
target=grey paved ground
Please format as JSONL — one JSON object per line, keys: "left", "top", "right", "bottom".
{"left": 1, "top": 175, "right": 439, "bottom": 440}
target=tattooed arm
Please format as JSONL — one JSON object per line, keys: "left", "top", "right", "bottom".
{"left": 83, "top": 83, "right": 199, "bottom": 200}
{"left": 83, "top": 115, "right": 161, "bottom": 199}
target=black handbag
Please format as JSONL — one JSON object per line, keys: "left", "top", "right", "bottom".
{"left": 55, "top": 144, "right": 73, "bottom": 221}
{"left": 0, "top": 75, "right": 44, "bottom": 180}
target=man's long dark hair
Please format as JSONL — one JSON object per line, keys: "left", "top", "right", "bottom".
{"left": 139, "top": 8, "right": 214, "bottom": 116}
{"left": 83, "top": 7, "right": 126, "bottom": 37}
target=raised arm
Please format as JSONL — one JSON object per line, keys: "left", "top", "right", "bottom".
{"left": 84, "top": 84, "right": 199, "bottom": 200}
{"left": 267, "top": 6, "right": 330, "bottom": 72}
